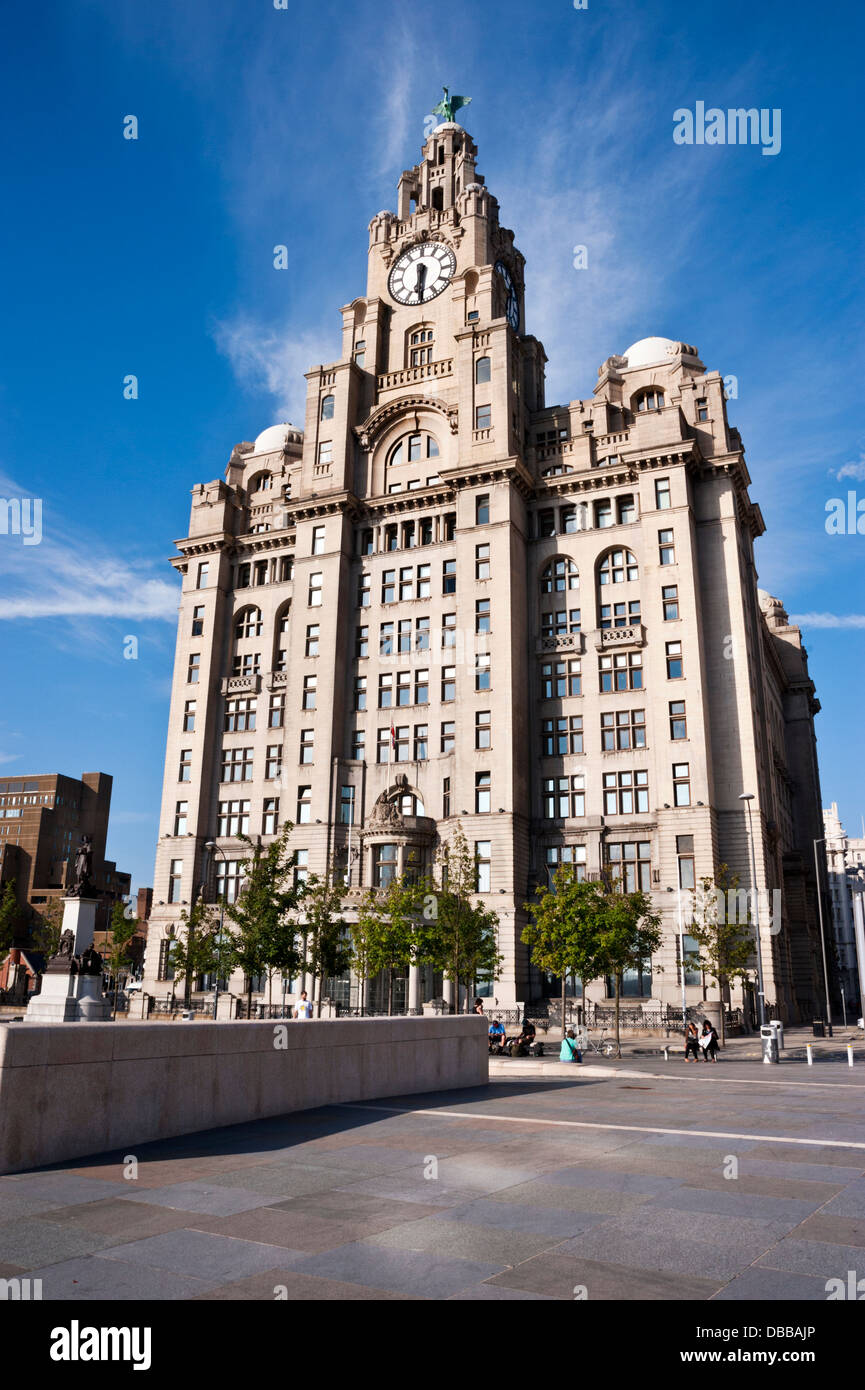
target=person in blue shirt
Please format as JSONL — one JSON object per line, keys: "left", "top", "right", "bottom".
{"left": 488, "top": 1018, "right": 506, "bottom": 1054}
{"left": 559, "top": 1029, "right": 582, "bottom": 1063}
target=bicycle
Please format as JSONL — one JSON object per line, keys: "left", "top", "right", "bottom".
{"left": 576, "top": 1026, "right": 616, "bottom": 1057}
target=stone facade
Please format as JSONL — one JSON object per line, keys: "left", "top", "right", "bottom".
{"left": 823, "top": 802, "right": 865, "bottom": 1015}
{"left": 142, "top": 122, "right": 828, "bottom": 1022}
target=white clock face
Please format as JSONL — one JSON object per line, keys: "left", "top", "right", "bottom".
{"left": 388, "top": 242, "right": 456, "bottom": 306}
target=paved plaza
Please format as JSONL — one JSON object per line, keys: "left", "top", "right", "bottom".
{"left": 1, "top": 1055, "right": 864, "bottom": 1301}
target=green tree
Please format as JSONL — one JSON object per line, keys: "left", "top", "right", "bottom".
{"left": 361, "top": 871, "right": 427, "bottom": 1015}
{"left": 0, "top": 881, "right": 23, "bottom": 955}
{"left": 31, "top": 898, "right": 64, "bottom": 961}
{"left": 172, "top": 900, "right": 220, "bottom": 1008}
{"left": 523, "top": 869, "right": 608, "bottom": 1039}
{"left": 684, "top": 865, "right": 755, "bottom": 1048}
{"left": 350, "top": 890, "right": 379, "bottom": 1014}
{"left": 301, "top": 873, "right": 352, "bottom": 1016}
{"left": 595, "top": 885, "right": 663, "bottom": 1057}
{"left": 104, "top": 899, "right": 139, "bottom": 1018}
{"left": 425, "top": 827, "right": 502, "bottom": 1013}
{"left": 225, "top": 825, "right": 303, "bottom": 1016}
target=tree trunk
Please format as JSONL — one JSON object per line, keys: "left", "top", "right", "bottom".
{"left": 561, "top": 972, "right": 567, "bottom": 1041}
{"left": 614, "top": 973, "right": 622, "bottom": 1057}
{"left": 719, "top": 974, "right": 727, "bottom": 1048}
{"left": 388, "top": 966, "right": 393, "bottom": 1017}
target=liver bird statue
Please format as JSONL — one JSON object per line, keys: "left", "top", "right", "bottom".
{"left": 432, "top": 87, "right": 471, "bottom": 125}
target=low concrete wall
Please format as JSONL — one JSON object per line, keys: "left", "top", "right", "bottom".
{"left": 0, "top": 1016, "right": 488, "bottom": 1175}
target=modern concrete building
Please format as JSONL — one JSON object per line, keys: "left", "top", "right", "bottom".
{"left": 0, "top": 770, "right": 131, "bottom": 938}
{"left": 823, "top": 802, "right": 865, "bottom": 1016}
{"left": 143, "top": 119, "right": 829, "bottom": 1022}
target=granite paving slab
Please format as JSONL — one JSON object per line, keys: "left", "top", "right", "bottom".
{"left": 186, "top": 1203, "right": 431, "bottom": 1254}
{"left": 290, "top": 1242, "right": 504, "bottom": 1297}
{"left": 96, "top": 1229, "right": 307, "bottom": 1282}
{"left": 485, "top": 1252, "right": 721, "bottom": 1300}
{"left": 188, "top": 1269, "right": 424, "bottom": 1300}
{"left": 555, "top": 1223, "right": 775, "bottom": 1281}
{"left": 433, "top": 1197, "right": 609, "bottom": 1238}
{"left": 0, "top": 1216, "right": 119, "bottom": 1270}
{"left": 791, "top": 1213, "right": 865, "bottom": 1246}
{"left": 109, "top": 1180, "right": 283, "bottom": 1216}
{"left": 33, "top": 1198, "right": 203, "bottom": 1241}
{"left": 712, "top": 1267, "right": 831, "bottom": 1300}
{"left": 642, "top": 1186, "right": 823, "bottom": 1222}
{"left": 485, "top": 1180, "right": 655, "bottom": 1215}
{"left": 754, "top": 1237, "right": 865, "bottom": 1278}
{"left": 30, "top": 1254, "right": 218, "bottom": 1301}
{"left": 362, "top": 1215, "right": 558, "bottom": 1265}
{"left": 205, "top": 1164, "right": 362, "bottom": 1198}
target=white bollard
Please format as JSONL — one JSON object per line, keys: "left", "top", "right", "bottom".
{"left": 848, "top": 1045, "right": 854, "bottom": 1068}
{"left": 806, "top": 1043, "right": 813, "bottom": 1066}
{"left": 663, "top": 1047, "right": 669, "bottom": 1062}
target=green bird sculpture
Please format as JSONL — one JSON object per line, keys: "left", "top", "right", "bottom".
{"left": 432, "top": 86, "right": 471, "bottom": 125}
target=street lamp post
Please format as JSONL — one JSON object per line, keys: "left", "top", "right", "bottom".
{"left": 205, "top": 840, "right": 226, "bottom": 1022}
{"left": 739, "top": 794, "right": 767, "bottom": 1028}
{"left": 852, "top": 867, "right": 865, "bottom": 1026}
{"left": 813, "top": 836, "right": 834, "bottom": 1034}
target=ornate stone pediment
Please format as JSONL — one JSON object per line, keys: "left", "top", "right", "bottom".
{"left": 355, "top": 396, "right": 458, "bottom": 451}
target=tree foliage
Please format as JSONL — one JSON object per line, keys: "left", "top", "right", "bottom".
{"left": 684, "top": 865, "right": 755, "bottom": 1046}
{"left": 523, "top": 869, "right": 608, "bottom": 1038}
{"left": 425, "top": 826, "right": 501, "bottom": 1012}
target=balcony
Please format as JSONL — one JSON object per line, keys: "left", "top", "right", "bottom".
{"left": 265, "top": 671, "right": 288, "bottom": 691}
{"left": 535, "top": 630, "right": 585, "bottom": 656}
{"left": 595, "top": 624, "right": 645, "bottom": 651}
{"left": 220, "top": 673, "right": 262, "bottom": 696}
{"left": 377, "top": 357, "right": 454, "bottom": 392}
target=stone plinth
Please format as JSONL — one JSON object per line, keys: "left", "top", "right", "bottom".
{"left": 24, "top": 898, "right": 110, "bottom": 1024}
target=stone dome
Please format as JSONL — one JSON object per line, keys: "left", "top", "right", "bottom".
{"left": 621, "top": 337, "right": 680, "bottom": 370}
{"left": 251, "top": 422, "right": 302, "bottom": 455}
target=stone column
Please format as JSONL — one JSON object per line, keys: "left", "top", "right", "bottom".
{"left": 443, "top": 977, "right": 454, "bottom": 1010}
{"left": 408, "top": 964, "right": 420, "bottom": 1012}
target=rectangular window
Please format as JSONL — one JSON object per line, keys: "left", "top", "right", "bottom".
{"left": 442, "top": 559, "right": 456, "bottom": 594}
{"left": 379, "top": 622, "right": 394, "bottom": 657}
{"left": 474, "top": 652, "right": 491, "bottom": 692}
{"left": 696, "top": 397, "right": 709, "bottom": 422}
{"left": 475, "top": 598, "right": 490, "bottom": 633}
{"left": 599, "top": 652, "right": 642, "bottom": 692}
{"left": 600, "top": 709, "right": 645, "bottom": 751}
{"left": 173, "top": 801, "right": 188, "bottom": 836}
{"left": 232, "top": 652, "right": 260, "bottom": 678}
{"left": 382, "top": 570, "right": 396, "bottom": 604}
{"left": 475, "top": 404, "right": 492, "bottom": 430}
{"left": 669, "top": 700, "right": 687, "bottom": 740}
{"left": 415, "top": 616, "right": 430, "bottom": 650}
{"left": 600, "top": 600, "right": 641, "bottom": 630}
{"left": 544, "top": 844, "right": 588, "bottom": 885}
{"left": 308, "top": 572, "right": 323, "bottom": 606}
{"left": 618, "top": 495, "right": 636, "bottom": 525}
{"left": 357, "top": 573, "right": 371, "bottom": 607}
{"left": 441, "top": 666, "right": 456, "bottom": 701}
{"left": 196, "top": 562, "right": 209, "bottom": 589}
{"left": 359, "top": 529, "right": 374, "bottom": 556}
{"left": 298, "top": 731, "right": 313, "bottom": 766}
{"left": 339, "top": 785, "right": 355, "bottom": 825}
{"left": 414, "top": 724, "right": 428, "bottom": 760}
{"left": 541, "top": 715, "right": 583, "bottom": 756}
{"left": 216, "top": 859, "right": 244, "bottom": 905}
{"left": 396, "top": 671, "right": 411, "bottom": 707}
{"left": 666, "top": 641, "right": 684, "bottom": 679}
{"left": 318, "top": 441, "right": 333, "bottom": 466}
{"left": 168, "top": 859, "right": 183, "bottom": 904}
{"left": 475, "top": 771, "right": 491, "bottom": 814}
{"left": 606, "top": 841, "right": 652, "bottom": 893}
{"left": 178, "top": 749, "right": 192, "bottom": 782}
{"left": 659, "top": 529, "right": 675, "bottom": 565}
{"left": 354, "top": 676, "right": 367, "bottom": 711}
{"left": 397, "top": 619, "right": 411, "bottom": 654}
{"left": 541, "top": 609, "right": 581, "bottom": 637}
{"left": 442, "top": 612, "right": 457, "bottom": 648}
{"left": 444, "top": 513, "right": 456, "bottom": 541}
{"left": 264, "top": 745, "right": 281, "bottom": 779}
{"left": 355, "top": 625, "right": 369, "bottom": 659}
{"left": 399, "top": 566, "right": 413, "bottom": 601}
{"left": 475, "top": 543, "right": 490, "bottom": 580}
{"left": 224, "top": 697, "right": 256, "bottom": 732}
{"left": 294, "top": 849, "right": 309, "bottom": 886}
{"left": 416, "top": 563, "right": 431, "bottom": 598}
{"left": 476, "top": 493, "right": 490, "bottom": 524}
{"left": 296, "top": 786, "right": 311, "bottom": 823}
{"left": 221, "top": 747, "right": 253, "bottom": 783}
{"left": 374, "top": 843, "right": 398, "bottom": 889}
{"left": 540, "top": 658, "right": 582, "bottom": 698}
{"left": 262, "top": 798, "right": 279, "bottom": 836}
{"left": 420, "top": 518, "right": 433, "bottom": 545}
{"left": 673, "top": 762, "right": 691, "bottom": 807}
{"left": 311, "top": 525, "right": 325, "bottom": 555}
{"left": 302, "top": 675, "right": 317, "bottom": 710}
{"left": 187, "top": 653, "right": 200, "bottom": 684}
{"left": 595, "top": 499, "right": 612, "bottom": 529}
{"left": 269, "top": 693, "right": 285, "bottom": 728}
{"left": 376, "top": 729, "right": 389, "bottom": 764}
{"left": 378, "top": 673, "right": 393, "bottom": 708}
{"left": 278, "top": 555, "right": 294, "bottom": 582}
{"left": 351, "top": 729, "right": 365, "bottom": 761}
{"left": 662, "top": 585, "right": 679, "bottom": 620}
{"left": 191, "top": 605, "right": 205, "bottom": 637}
{"left": 441, "top": 720, "right": 455, "bottom": 753}
{"left": 414, "top": 669, "right": 429, "bottom": 705}
{"left": 442, "top": 776, "right": 451, "bottom": 818}
{"left": 655, "top": 478, "right": 671, "bottom": 510}
{"left": 542, "top": 775, "right": 586, "bottom": 819}
{"left": 475, "top": 709, "right": 492, "bottom": 750}
{"left": 183, "top": 700, "right": 196, "bottom": 733}
{"left": 394, "top": 725, "right": 409, "bottom": 761}
{"left": 603, "top": 770, "right": 649, "bottom": 816}
{"left": 217, "top": 800, "right": 250, "bottom": 836}
{"left": 475, "top": 841, "right": 491, "bottom": 893}
{"left": 305, "top": 624, "right": 320, "bottom": 656}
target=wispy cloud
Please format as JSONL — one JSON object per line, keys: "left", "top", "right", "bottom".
{"left": 213, "top": 318, "right": 334, "bottom": 424}
{"left": 789, "top": 612, "right": 865, "bottom": 629}
{"left": 0, "top": 470, "right": 178, "bottom": 623}
{"left": 833, "top": 453, "right": 865, "bottom": 482}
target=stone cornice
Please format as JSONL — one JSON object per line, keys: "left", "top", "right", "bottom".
{"left": 354, "top": 395, "right": 458, "bottom": 450}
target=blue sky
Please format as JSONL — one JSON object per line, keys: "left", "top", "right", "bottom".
{"left": 1, "top": 0, "right": 863, "bottom": 890}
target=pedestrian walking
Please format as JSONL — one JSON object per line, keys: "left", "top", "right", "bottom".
{"left": 295, "top": 990, "right": 313, "bottom": 1019}
{"left": 684, "top": 1019, "right": 700, "bottom": 1062}
{"left": 700, "top": 1020, "right": 719, "bottom": 1062}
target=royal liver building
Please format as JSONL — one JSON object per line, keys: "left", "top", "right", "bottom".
{"left": 143, "top": 114, "right": 830, "bottom": 1023}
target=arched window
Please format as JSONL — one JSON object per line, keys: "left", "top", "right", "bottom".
{"left": 273, "top": 600, "right": 291, "bottom": 671}
{"left": 320, "top": 394, "right": 335, "bottom": 420}
{"left": 234, "top": 606, "right": 263, "bottom": 640}
{"left": 598, "top": 548, "right": 639, "bottom": 585}
{"left": 475, "top": 356, "right": 491, "bottom": 384}
{"left": 634, "top": 388, "right": 665, "bottom": 412}
{"left": 248, "top": 473, "right": 272, "bottom": 494}
{"left": 407, "top": 325, "right": 435, "bottom": 367}
{"left": 540, "top": 557, "right": 579, "bottom": 594}
{"left": 389, "top": 432, "right": 439, "bottom": 466}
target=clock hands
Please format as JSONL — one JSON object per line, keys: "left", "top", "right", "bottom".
{"left": 413, "top": 262, "right": 428, "bottom": 302}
